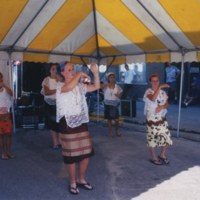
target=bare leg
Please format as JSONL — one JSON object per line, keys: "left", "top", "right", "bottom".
{"left": 160, "top": 145, "right": 168, "bottom": 158}
{"left": 78, "top": 158, "right": 89, "bottom": 182}
{"left": 115, "top": 119, "right": 121, "bottom": 136}
{"left": 149, "top": 147, "right": 158, "bottom": 161}
{"left": 77, "top": 158, "right": 93, "bottom": 190}
{"left": 107, "top": 120, "right": 113, "bottom": 137}
{"left": 51, "top": 130, "right": 60, "bottom": 147}
{"left": 67, "top": 163, "right": 77, "bottom": 185}
{"left": 67, "top": 163, "right": 79, "bottom": 194}
{"left": 1, "top": 135, "right": 8, "bottom": 159}
{"left": 5, "top": 134, "right": 15, "bottom": 158}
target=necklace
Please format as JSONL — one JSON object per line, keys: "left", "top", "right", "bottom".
{"left": 108, "top": 86, "right": 114, "bottom": 96}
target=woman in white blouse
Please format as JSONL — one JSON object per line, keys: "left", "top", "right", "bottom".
{"left": 0, "top": 72, "right": 15, "bottom": 160}
{"left": 56, "top": 62, "right": 99, "bottom": 195}
{"left": 143, "top": 74, "right": 173, "bottom": 165}
{"left": 41, "top": 64, "right": 63, "bottom": 149}
{"left": 101, "top": 73, "right": 123, "bottom": 137}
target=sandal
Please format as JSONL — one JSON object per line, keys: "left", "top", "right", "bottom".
{"left": 150, "top": 159, "right": 162, "bottom": 165}
{"left": 159, "top": 156, "right": 170, "bottom": 165}
{"left": 77, "top": 182, "right": 93, "bottom": 190}
{"left": 69, "top": 185, "right": 79, "bottom": 195}
{"left": 2, "top": 153, "right": 9, "bottom": 160}
{"left": 7, "top": 153, "right": 16, "bottom": 159}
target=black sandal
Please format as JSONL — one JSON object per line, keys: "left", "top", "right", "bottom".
{"left": 159, "top": 156, "right": 170, "bottom": 165}
{"left": 150, "top": 159, "right": 163, "bottom": 165}
{"left": 77, "top": 182, "right": 93, "bottom": 190}
{"left": 69, "top": 185, "right": 79, "bottom": 195}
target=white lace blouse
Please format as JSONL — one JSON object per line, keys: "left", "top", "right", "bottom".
{"left": 143, "top": 88, "right": 168, "bottom": 118}
{"left": 56, "top": 83, "right": 89, "bottom": 128}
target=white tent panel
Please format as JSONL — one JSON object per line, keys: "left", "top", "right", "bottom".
{"left": 96, "top": 12, "right": 143, "bottom": 54}
{"left": 54, "top": 12, "right": 95, "bottom": 53}
{"left": 1, "top": 0, "right": 48, "bottom": 46}
{"left": 139, "top": 0, "right": 194, "bottom": 49}
{"left": 16, "top": 0, "right": 65, "bottom": 48}
{"left": 11, "top": 52, "right": 23, "bottom": 61}
{"left": 184, "top": 52, "right": 197, "bottom": 62}
{"left": 170, "top": 52, "right": 197, "bottom": 63}
{"left": 48, "top": 55, "right": 70, "bottom": 63}
{"left": 0, "top": 52, "right": 10, "bottom": 87}
{"left": 126, "top": 55, "right": 146, "bottom": 64}
{"left": 123, "top": 0, "right": 194, "bottom": 50}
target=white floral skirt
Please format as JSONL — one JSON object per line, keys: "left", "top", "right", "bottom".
{"left": 146, "top": 115, "right": 173, "bottom": 148}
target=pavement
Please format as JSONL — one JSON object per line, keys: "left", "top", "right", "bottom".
{"left": 1, "top": 101, "right": 200, "bottom": 200}
{"left": 1, "top": 119, "right": 200, "bottom": 200}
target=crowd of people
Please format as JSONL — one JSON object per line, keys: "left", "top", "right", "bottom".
{"left": 4, "top": 61, "right": 200, "bottom": 195}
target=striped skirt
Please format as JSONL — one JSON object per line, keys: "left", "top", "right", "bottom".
{"left": 146, "top": 116, "right": 173, "bottom": 148}
{"left": 59, "top": 117, "right": 93, "bottom": 164}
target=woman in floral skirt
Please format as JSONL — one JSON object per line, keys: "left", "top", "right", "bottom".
{"left": 143, "top": 74, "right": 173, "bottom": 165}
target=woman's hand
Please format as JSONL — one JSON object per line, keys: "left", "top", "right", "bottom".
{"left": 155, "top": 105, "right": 163, "bottom": 113}
{"left": 90, "top": 63, "right": 98, "bottom": 75}
{"left": 77, "top": 71, "right": 91, "bottom": 83}
{"left": 159, "top": 83, "right": 170, "bottom": 89}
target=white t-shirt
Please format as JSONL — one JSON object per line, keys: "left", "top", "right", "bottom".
{"left": 41, "top": 77, "right": 64, "bottom": 105}
{"left": 165, "top": 66, "right": 180, "bottom": 83}
{"left": 124, "top": 70, "right": 136, "bottom": 84}
{"left": 104, "top": 84, "right": 122, "bottom": 106}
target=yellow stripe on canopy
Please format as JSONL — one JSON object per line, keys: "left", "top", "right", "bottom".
{"left": 96, "top": 0, "right": 166, "bottom": 51}
{"left": 74, "top": 35, "right": 97, "bottom": 55}
{"left": 107, "top": 57, "right": 125, "bottom": 65}
{"left": 0, "top": 0, "right": 28, "bottom": 42}
{"left": 98, "top": 34, "right": 122, "bottom": 56}
{"left": 71, "top": 56, "right": 89, "bottom": 64}
{"left": 146, "top": 53, "right": 170, "bottom": 63}
{"left": 28, "top": 0, "right": 92, "bottom": 51}
{"left": 24, "top": 53, "right": 48, "bottom": 63}
{"left": 159, "top": 0, "right": 200, "bottom": 47}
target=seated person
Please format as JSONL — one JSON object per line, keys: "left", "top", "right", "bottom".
{"left": 183, "top": 82, "right": 200, "bottom": 107}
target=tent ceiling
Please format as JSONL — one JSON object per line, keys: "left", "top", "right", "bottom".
{"left": 0, "top": 0, "right": 200, "bottom": 63}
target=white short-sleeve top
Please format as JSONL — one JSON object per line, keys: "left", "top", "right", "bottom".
{"left": 143, "top": 88, "right": 168, "bottom": 118}
{"left": 41, "top": 77, "right": 64, "bottom": 105}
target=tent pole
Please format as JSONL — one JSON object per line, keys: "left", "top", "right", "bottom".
{"left": 176, "top": 51, "right": 185, "bottom": 137}
{"left": 8, "top": 55, "right": 16, "bottom": 133}
{"left": 97, "top": 63, "right": 100, "bottom": 123}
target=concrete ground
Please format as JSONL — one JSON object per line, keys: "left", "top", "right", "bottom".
{"left": 1, "top": 121, "right": 200, "bottom": 200}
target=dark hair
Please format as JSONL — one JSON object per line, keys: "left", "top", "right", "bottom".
{"left": 46, "top": 63, "right": 59, "bottom": 76}
{"left": 107, "top": 73, "right": 115, "bottom": 83}
{"left": 0, "top": 72, "right": 3, "bottom": 78}
{"left": 149, "top": 73, "right": 159, "bottom": 82}
{"left": 60, "top": 61, "right": 69, "bottom": 72}
{"left": 125, "top": 64, "right": 129, "bottom": 68}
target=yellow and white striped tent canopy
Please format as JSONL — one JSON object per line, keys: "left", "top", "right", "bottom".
{"left": 0, "top": 0, "right": 200, "bottom": 64}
